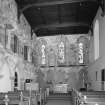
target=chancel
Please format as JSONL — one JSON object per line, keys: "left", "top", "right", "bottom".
{"left": 0, "top": 0, "right": 105, "bottom": 105}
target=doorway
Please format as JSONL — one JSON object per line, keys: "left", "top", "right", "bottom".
{"left": 101, "top": 69, "right": 105, "bottom": 90}
{"left": 14, "top": 72, "right": 18, "bottom": 91}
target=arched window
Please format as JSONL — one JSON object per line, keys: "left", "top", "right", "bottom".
{"left": 78, "top": 43, "right": 83, "bottom": 64}
{"left": 94, "top": 19, "right": 99, "bottom": 60}
{"left": 58, "top": 41, "right": 65, "bottom": 63}
{"left": 41, "top": 44, "right": 46, "bottom": 65}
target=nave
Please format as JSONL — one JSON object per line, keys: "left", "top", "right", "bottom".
{"left": 1, "top": 0, "right": 105, "bottom": 105}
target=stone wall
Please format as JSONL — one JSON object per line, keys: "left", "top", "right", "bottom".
{"left": 87, "top": 7, "right": 105, "bottom": 91}
{"left": 0, "top": 0, "right": 37, "bottom": 92}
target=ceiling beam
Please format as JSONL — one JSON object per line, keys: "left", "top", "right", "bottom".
{"left": 34, "top": 22, "right": 90, "bottom": 31}
{"left": 21, "top": 0, "right": 97, "bottom": 12}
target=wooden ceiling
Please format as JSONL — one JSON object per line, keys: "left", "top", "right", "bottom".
{"left": 16, "top": 0, "right": 99, "bottom": 36}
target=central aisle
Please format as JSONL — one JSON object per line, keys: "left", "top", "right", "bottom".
{"left": 46, "top": 92, "right": 73, "bottom": 105}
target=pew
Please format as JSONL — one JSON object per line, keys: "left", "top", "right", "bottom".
{"left": 0, "top": 91, "right": 38, "bottom": 105}
{"left": 0, "top": 93, "right": 7, "bottom": 104}
{"left": 0, "top": 88, "right": 48, "bottom": 105}
{"left": 79, "top": 91, "right": 105, "bottom": 105}
{"left": 71, "top": 88, "right": 105, "bottom": 105}
{"left": 71, "top": 89, "right": 79, "bottom": 105}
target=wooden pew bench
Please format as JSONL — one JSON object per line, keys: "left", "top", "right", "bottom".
{"left": 0, "top": 93, "right": 6, "bottom": 104}
{"left": 19, "top": 90, "right": 38, "bottom": 105}
{"left": 0, "top": 91, "right": 39, "bottom": 105}
{"left": 84, "top": 98, "right": 105, "bottom": 105}
{"left": 79, "top": 91, "right": 105, "bottom": 105}
{"left": 0, "top": 93, "right": 20, "bottom": 105}
{"left": 71, "top": 89, "right": 105, "bottom": 105}
{"left": 81, "top": 91, "right": 105, "bottom": 95}
{"left": 8, "top": 92, "right": 20, "bottom": 100}
{"left": 78, "top": 97, "right": 105, "bottom": 105}
{"left": 71, "top": 90, "right": 79, "bottom": 105}
{"left": 83, "top": 94, "right": 105, "bottom": 98}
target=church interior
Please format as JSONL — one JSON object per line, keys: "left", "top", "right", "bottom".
{"left": 0, "top": 0, "right": 105, "bottom": 105}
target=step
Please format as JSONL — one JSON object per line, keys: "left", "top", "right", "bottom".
{"left": 47, "top": 98, "right": 72, "bottom": 101}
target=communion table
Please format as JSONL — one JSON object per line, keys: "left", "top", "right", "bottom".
{"left": 53, "top": 84, "right": 68, "bottom": 93}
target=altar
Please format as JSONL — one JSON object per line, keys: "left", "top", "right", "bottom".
{"left": 53, "top": 84, "right": 68, "bottom": 93}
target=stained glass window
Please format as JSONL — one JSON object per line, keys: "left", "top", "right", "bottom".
{"left": 41, "top": 44, "right": 46, "bottom": 65}
{"left": 58, "top": 41, "right": 65, "bottom": 63}
{"left": 78, "top": 43, "right": 83, "bottom": 64}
